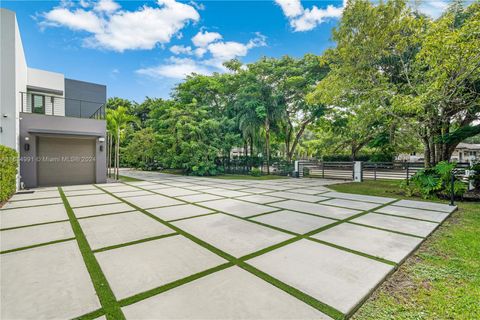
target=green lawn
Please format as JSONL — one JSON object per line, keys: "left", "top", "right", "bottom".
{"left": 208, "top": 174, "right": 288, "bottom": 180}
{"left": 329, "top": 180, "right": 480, "bottom": 320}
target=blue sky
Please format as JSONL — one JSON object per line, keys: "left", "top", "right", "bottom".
{"left": 1, "top": 0, "right": 451, "bottom": 102}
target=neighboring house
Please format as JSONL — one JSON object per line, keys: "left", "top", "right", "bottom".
{"left": 0, "top": 9, "right": 107, "bottom": 188}
{"left": 396, "top": 143, "right": 480, "bottom": 163}
{"left": 450, "top": 143, "right": 480, "bottom": 162}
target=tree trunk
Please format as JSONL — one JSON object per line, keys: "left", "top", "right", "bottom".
{"left": 116, "top": 128, "right": 120, "bottom": 180}
{"left": 109, "top": 133, "right": 113, "bottom": 178}
{"left": 265, "top": 118, "right": 270, "bottom": 175}
{"left": 287, "top": 121, "right": 309, "bottom": 162}
{"left": 422, "top": 136, "right": 431, "bottom": 168}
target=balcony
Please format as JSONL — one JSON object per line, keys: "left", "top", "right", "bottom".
{"left": 20, "top": 92, "right": 105, "bottom": 120}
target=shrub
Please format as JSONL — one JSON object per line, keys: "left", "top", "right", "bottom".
{"left": 403, "top": 161, "right": 467, "bottom": 199}
{"left": 0, "top": 145, "right": 18, "bottom": 202}
{"left": 469, "top": 163, "right": 480, "bottom": 190}
{"left": 250, "top": 168, "right": 262, "bottom": 177}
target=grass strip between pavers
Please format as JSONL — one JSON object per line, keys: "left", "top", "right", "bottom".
{"left": 95, "top": 184, "right": 345, "bottom": 319}
{"left": 58, "top": 187, "right": 125, "bottom": 320}
{"left": 0, "top": 237, "right": 76, "bottom": 255}
{"left": 0, "top": 219, "right": 71, "bottom": 231}
{"left": 92, "top": 233, "right": 179, "bottom": 253}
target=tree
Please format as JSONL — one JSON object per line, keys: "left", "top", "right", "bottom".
{"left": 106, "top": 106, "right": 139, "bottom": 180}
{"left": 123, "top": 127, "right": 158, "bottom": 169}
{"left": 309, "top": 0, "right": 480, "bottom": 167}
{"left": 149, "top": 100, "right": 224, "bottom": 175}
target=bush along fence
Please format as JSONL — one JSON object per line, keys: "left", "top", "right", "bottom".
{"left": 0, "top": 145, "right": 18, "bottom": 202}
{"left": 216, "top": 156, "right": 294, "bottom": 176}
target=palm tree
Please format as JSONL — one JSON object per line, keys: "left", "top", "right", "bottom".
{"left": 106, "top": 107, "right": 138, "bottom": 180}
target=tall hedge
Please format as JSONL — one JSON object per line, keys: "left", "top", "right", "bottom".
{"left": 0, "top": 145, "right": 18, "bottom": 202}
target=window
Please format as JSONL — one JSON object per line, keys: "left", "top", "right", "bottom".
{"left": 31, "top": 94, "right": 45, "bottom": 114}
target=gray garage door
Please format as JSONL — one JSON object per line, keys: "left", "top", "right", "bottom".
{"left": 38, "top": 136, "right": 96, "bottom": 186}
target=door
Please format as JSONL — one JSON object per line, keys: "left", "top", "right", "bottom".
{"left": 37, "top": 136, "right": 96, "bottom": 186}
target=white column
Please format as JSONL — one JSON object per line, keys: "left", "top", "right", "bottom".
{"left": 354, "top": 161, "right": 363, "bottom": 182}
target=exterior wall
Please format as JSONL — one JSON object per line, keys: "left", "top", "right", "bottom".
{"left": 19, "top": 113, "right": 107, "bottom": 188}
{"left": 0, "top": 9, "right": 26, "bottom": 151}
{"left": 27, "top": 68, "right": 64, "bottom": 95}
{"left": 65, "top": 79, "right": 106, "bottom": 118}
{"left": 26, "top": 68, "right": 65, "bottom": 116}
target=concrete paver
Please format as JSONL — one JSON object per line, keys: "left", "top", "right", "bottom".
{"left": 249, "top": 239, "right": 394, "bottom": 314}
{"left": 2, "top": 197, "right": 62, "bottom": 209}
{"left": 95, "top": 236, "right": 226, "bottom": 299}
{"left": 271, "top": 200, "right": 361, "bottom": 220}
{"left": 173, "top": 214, "right": 292, "bottom": 257}
{"left": 122, "top": 266, "right": 332, "bottom": 320}
{"left": 264, "top": 191, "right": 330, "bottom": 202}
{"left": 235, "top": 194, "right": 283, "bottom": 204}
{"left": 125, "top": 194, "right": 183, "bottom": 209}
{"left": 0, "top": 204, "right": 68, "bottom": 229}
{"left": 1, "top": 221, "right": 74, "bottom": 252}
{"left": 147, "top": 204, "right": 213, "bottom": 221}
{"left": 322, "top": 192, "right": 395, "bottom": 204}
{"left": 351, "top": 213, "right": 439, "bottom": 237}
{"left": 112, "top": 190, "right": 153, "bottom": 198}
{"left": 67, "top": 193, "right": 120, "bottom": 208}
{"left": 176, "top": 193, "right": 223, "bottom": 202}
{"left": 74, "top": 202, "right": 135, "bottom": 218}
{"left": 155, "top": 187, "right": 200, "bottom": 197}
{"left": 394, "top": 199, "right": 457, "bottom": 213}
{"left": 79, "top": 211, "right": 174, "bottom": 249}
{"left": 9, "top": 190, "right": 60, "bottom": 201}
{"left": 312, "top": 223, "right": 423, "bottom": 263}
{"left": 321, "top": 198, "right": 382, "bottom": 211}
{"left": 1, "top": 241, "right": 100, "bottom": 319}
{"left": 376, "top": 205, "right": 449, "bottom": 222}
{"left": 251, "top": 210, "right": 336, "bottom": 234}
{"left": 198, "top": 199, "right": 275, "bottom": 218}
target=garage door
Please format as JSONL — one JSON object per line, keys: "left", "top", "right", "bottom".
{"left": 38, "top": 136, "right": 96, "bottom": 186}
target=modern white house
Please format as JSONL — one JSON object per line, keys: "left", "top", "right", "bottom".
{"left": 0, "top": 8, "right": 107, "bottom": 188}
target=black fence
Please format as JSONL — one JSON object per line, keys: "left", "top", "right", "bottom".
{"left": 20, "top": 92, "right": 105, "bottom": 119}
{"left": 216, "top": 157, "right": 294, "bottom": 176}
{"left": 299, "top": 160, "right": 473, "bottom": 181}
{"left": 301, "top": 161, "right": 355, "bottom": 180}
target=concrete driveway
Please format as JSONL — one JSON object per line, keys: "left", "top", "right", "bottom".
{"left": 0, "top": 172, "right": 456, "bottom": 319}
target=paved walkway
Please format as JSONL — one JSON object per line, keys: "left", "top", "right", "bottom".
{"left": 0, "top": 172, "right": 456, "bottom": 319}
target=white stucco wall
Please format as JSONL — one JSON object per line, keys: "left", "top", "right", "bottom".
{"left": 0, "top": 9, "right": 18, "bottom": 150}
{"left": 27, "top": 68, "right": 64, "bottom": 94}
{"left": 27, "top": 68, "right": 65, "bottom": 116}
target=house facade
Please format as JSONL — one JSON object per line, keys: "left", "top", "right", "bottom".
{"left": 0, "top": 9, "right": 107, "bottom": 188}
{"left": 450, "top": 143, "right": 480, "bottom": 162}
{"left": 396, "top": 142, "right": 480, "bottom": 163}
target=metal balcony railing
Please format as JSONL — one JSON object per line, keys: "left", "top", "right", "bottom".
{"left": 20, "top": 92, "right": 105, "bottom": 120}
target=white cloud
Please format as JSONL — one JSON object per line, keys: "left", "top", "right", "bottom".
{"left": 41, "top": 0, "right": 200, "bottom": 52}
{"left": 42, "top": 8, "right": 103, "bottom": 33}
{"left": 194, "top": 47, "right": 207, "bottom": 57}
{"left": 275, "top": 0, "right": 303, "bottom": 17}
{"left": 138, "top": 32, "right": 267, "bottom": 80}
{"left": 136, "top": 57, "right": 212, "bottom": 79}
{"left": 191, "top": 30, "right": 222, "bottom": 47}
{"left": 170, "top": 45, "right": 193, "bottom": 55}
{"left": 275, "top": 0, "right": 346, "bottom": 31}
{"left": 416, "top": 0, "right": 449, "bottom": 19}
{"left": 94, "top": 0, "right": 120, "bottom": 13}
